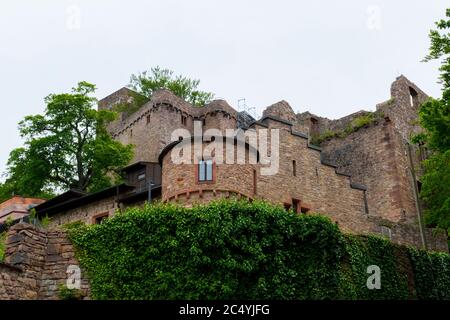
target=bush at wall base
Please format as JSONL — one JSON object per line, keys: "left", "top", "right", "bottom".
{"left": 67, "top": 200, "right": 450, "bottom": 300}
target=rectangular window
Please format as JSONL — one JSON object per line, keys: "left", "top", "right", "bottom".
{"left": 181, "top": 115, "right": 187, "bottom": 126}
{"left": 198, "top": 159, "right": 213, "bottom": 182}
{"left": 292, "top": 199, "right": 300, "bottom": 213}
{"left": 293, "top": 160, "right": 297, "bottom": 176}
{"left": 137, "top": 172, "right": 146, "bottom": 181}
{"left": 146, "top": 114, "right": 151, "bottom": 124}
{"left": 93, "top": 213, "right": 109, "bottom": 225}
{"left": 300, "top": 207, "right": 309, "bottom": 214}
{"left": 380, "top": 226, "right": 392, "bottom": 240}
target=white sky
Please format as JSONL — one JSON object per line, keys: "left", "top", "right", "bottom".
{"left": 0, "top": 1, "right": 448, "bottom": 176}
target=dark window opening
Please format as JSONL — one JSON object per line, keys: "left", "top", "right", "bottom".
{"left": 181, "top": 115, "right": 187, "bottom": 126}
{"left": 93, "top": 213, "right": 109, "bottom": 225}
{"left": 146, "top": 114, "right": 151, "bottom": 124}
{"left": 417, "top": 181, "right": 422, "bottom": 194}
{"left": 293, "top": 160, "right": 297, "bottom": 176}
{"left": 380, "top": 226, "right": 392, "bottom": 240}
{"left": 202, "top": 118, "right": 206, "bottom": 126}
{"left": 198, "top": 159, "right": 213, "bottom": 182}
{"left": 409, "top": 87, "right": 418, "bottom": 108}
{"left": 292, "top": 199, "right": 300, "bottom": 213}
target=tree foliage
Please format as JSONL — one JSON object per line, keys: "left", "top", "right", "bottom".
{"left": 3, "top": 82, "right": 133, "bottom": 196}
{"left": 129, "top": 66, "right": 214, "bottom": 106}
{"left": 416, "top": 8, "right": 450, "bottom": 234}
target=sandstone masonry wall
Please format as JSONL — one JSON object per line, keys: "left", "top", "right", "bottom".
{"left": 48, "top": 196, "right": 118, "bottom": 228}
{"left": 253, "top": 120, "right": 373, "bottom": 235}
{"left": 162, "top": 139, "right": 256, "bottom": 204}
{"left": 320, "top": 118, "right": 418, "bottom": 224}
{"left": 0, "top": 223, "right": 90, "bottom": 300}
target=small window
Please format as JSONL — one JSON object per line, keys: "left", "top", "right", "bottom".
{"left": 137, "top": 172, "right": 146, "bottom": 181}
{"left": 409, "top": 87, "right": 418, "bottom": 108}
{"left": 292, "top": 160, "right": 297, "bottom": 176}
{"left": 380, "top": 226, "right": 392, "bottom": 240}
{"left": 198, "top": 159, "right": 213, "bottom": 182}
{"left": 181, "top": 115, "right": 187, "bottom": 126}
{"left": 202, "top": 118, "right": 206, "bottom": 126}
{"left": 146, "top": 114, "right": 151, "bottom": 124}
{"left": 292, "top": 199, "right": 300, "bottom": 213}
{"left": 93, "top": 213, "right": 109, "bottom": 225}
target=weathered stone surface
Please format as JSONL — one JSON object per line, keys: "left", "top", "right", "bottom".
{"left": 0, "top": 224, "right": 90, "bottom": 300}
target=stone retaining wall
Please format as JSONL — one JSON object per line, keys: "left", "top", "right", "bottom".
{"left": 0, "top": 223, "right": 90, "bottom": 300}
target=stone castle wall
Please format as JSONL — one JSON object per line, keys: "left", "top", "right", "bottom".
{"left": 160, "top": 121, "right": 372, "bottom": 235}
{"left": 160, "top": 120, "right": 448, "bottom": 251}
{"left": 102, "top": 89, "right": 238, "bottom": 164}
{"left": 161, "top": 139, "right": 257, "bottom": 204}
{"left": 0, "top": 223, "right": 90, "bottom": 300}
{"left": 320, "top": 118, "right": 418, "bottom": 224}
{"left": 254, "top": 121, "right": 372, "bottom": 235}
{"left": 47, "top": 196, "right": 118, "bottom": 228}
{"left": 154, "top": 75, "right": 447, "bottom": 252}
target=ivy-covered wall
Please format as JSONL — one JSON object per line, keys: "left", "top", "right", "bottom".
{"left": 68, "top": 200, "right": 450, "bottom": 300}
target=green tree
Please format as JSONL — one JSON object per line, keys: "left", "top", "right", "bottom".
{"left": 416, "top": 8, "right": 450, "bottom": 234}
{"left": 0, "top": 180, "right": 53, "bottom": 203}
{"left": 129, "top": 66, "right": 214, "bottom": 106}
{"left": 4, "top": 82, "right": 134, "bottom": 196}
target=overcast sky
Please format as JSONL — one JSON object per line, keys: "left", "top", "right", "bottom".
{"left": 0, "top": 1, "right": 447, "bottom": 176}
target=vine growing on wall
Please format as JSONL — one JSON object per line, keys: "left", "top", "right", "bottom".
{"left": 67, "top": 200, "right": 449, "bottom": 300}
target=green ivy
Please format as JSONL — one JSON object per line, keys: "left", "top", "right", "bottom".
{"left": 408, "top": 248, "right": 450, "bottom": 299}
{"left": 68, "top": 200, "right": 449, "bottom": 300}
{"left": 341, "top": 235, "right": 409, "bottom": 299}
{"left": 57, "top": 284, "right": 84, "bottom": 300}
{"left": 0, "top": 232, "right": 6, "bottom": 262}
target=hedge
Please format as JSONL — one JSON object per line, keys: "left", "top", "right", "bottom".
{"left": 67, "top": 200, "right": 450, "bottom": 300}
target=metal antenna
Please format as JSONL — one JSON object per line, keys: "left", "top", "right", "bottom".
{"left": 237, "top": 98, "right": 257, "bottom": 119}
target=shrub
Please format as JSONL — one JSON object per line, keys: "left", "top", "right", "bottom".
{"left": 311, "top": 112, "right": 383, "bottom": 145}
{"left": 68, "top": 200, "right": 449, "bottom": 300}
{"left": 341, "top": 235, "right": 408, "bottom": 299}
{"left": 69, "top": 200, "right": 346, "bottom": 300}
{"left": 0, "top": 232, "right": 6, "bottom": 262}
{"left": 408, "top": 248, "right": 450, "bottom": 299}
{"left": 58, "top": 284, "right": 84, "bottom": 300}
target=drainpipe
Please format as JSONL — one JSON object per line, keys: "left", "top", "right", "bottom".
{"left": 148, "top": 179, "right": 154, "bottom": 204}
{"left": 116, "top": 185, "right": 120, "bottom": 212}
{"left": 406, "top": 142, "right": 427, "bottom": 250}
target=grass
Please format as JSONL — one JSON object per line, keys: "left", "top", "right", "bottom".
{"left": 311, "top": 112, "right": 383, "bottom": 145}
